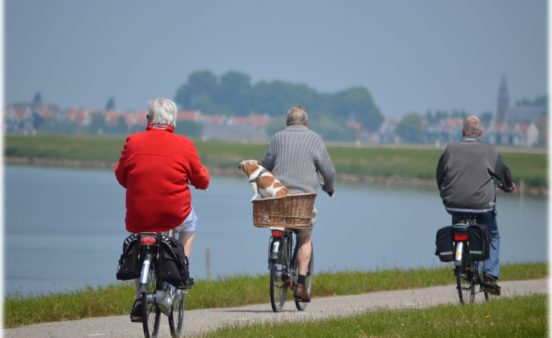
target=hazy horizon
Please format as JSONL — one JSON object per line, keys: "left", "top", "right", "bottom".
{"left": 5, "top": 0, "right": 547, "bottom": 116}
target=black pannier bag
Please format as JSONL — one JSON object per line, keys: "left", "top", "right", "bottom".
{"left": 435, "top": 226, "right": 454, "bottom": 262}
{"left": 158, "top": 235, "right": 190, "bottom": 289}
{"left": 468, "top": 224, "right": 490, "bottom": 261}
{"left": 116, "top": 234, "right": 141, "bottom": 280}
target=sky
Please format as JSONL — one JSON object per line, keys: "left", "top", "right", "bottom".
{"left": 4, "top": 0, "right": 548, "bottom": 117}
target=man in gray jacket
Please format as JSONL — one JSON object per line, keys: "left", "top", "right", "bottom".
{"left": 261, "top": 105, "right": 336, "bottom": 302}
{"left": 436, "top": 115, "right": 514, "bottom": 293}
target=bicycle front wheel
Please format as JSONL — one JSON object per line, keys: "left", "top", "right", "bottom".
{"left": 141, "top": 261, "right": 161, "bottom": 338}
{"left": 269, "top": 261, "right": 289, "bottom": 312}
{"left": 455, "top": 259, "right": 476, "bottom": 304}
{"left": 295, "top": 248, "right": 314, "bottom": 311}
{"left": 168, "top": 289, "right": 185, "bottom": 338}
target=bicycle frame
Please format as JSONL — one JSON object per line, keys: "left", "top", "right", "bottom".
{"left": 268, "top": 227, "right": 291, "bottom": 265}
{"left": 267, "top": 226, "right": 313, "bottom": 312}
{"left": 137, "top": 230, "right": 185, "bottom": 338}
{"left": 451, "top": 214, "right": 492, "bottom": 304}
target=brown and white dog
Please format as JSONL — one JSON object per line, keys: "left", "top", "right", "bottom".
{"left": 239, "top": 160, "right": 288, "bottom": 200}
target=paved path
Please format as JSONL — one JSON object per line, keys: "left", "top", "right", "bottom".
{"left": 5, "top": 279, "right": 547, "bottom": 338}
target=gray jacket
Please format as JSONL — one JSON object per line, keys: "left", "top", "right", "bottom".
{"left": 261, "top": 124, "right": 336, "bottom": 195}
{"left": 436, "top": 137, "right": 513, "bottom": 212}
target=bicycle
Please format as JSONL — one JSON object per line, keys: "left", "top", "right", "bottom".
{"left": 137, "top": 229, "right": 186, "bottom": 338}
{"left": 451, "top": 214, "right": 496, "bottom": 304}
{"left": 251, "top": 193, "right": 317, "bottom": 312}
{"left": 268, "top": 227, "right": 314, "bottom": 312}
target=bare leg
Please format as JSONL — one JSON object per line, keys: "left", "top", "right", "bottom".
{"left": 297, "top": 236, "right": 312, "bottom": 276}
{"left": 297, "top": 209, "right": 315, "bottom": 277}
{"left": 178, "top": 231, "right": 196, "bottom": 258}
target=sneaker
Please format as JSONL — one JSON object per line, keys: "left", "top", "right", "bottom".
{"left": 130, "top": 298, "right": 143, "bottom": 322}
{"left": 293, "top": 283, "right": 311, "bottom": 302}
{"left": 483, "top": 274, "right": 501, "bottom": 296}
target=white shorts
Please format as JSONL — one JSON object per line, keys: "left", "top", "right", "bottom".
{"left": 174, "top": 208, "right": 198, "bottom": 234}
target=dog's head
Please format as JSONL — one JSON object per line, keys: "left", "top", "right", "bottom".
{"left": 239, "top": 159, "right": 261, "bottom": 176}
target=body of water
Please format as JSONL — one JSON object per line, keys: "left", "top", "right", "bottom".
{"left": 5, "top": 165, "right": 547, "bottom": 296}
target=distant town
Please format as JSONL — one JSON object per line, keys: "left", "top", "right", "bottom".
{"left": 5, "top": 77, "right": 546, "bottom": 148}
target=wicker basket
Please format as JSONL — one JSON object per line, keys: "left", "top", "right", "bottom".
{"left": 252, "top": 193, "right": 316, "bottom": 228}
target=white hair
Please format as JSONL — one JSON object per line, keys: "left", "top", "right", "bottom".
{"left": 147, "top": 98, "right": 177, "bottom": 126}
{"left": 463, "top": 115, "right": 482, "bottom": 137}
{"left": 286, "top": 105, "right": 308, "bottom": 126}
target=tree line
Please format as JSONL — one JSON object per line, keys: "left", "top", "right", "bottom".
{"left": 174, "top": 70, "right": 384, "bottom": 134}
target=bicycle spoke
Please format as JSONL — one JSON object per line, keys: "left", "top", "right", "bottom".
{"left": 169, "top": 289, "right": 185, "bottom": 338}
{"left": 270, "top": 262, "right": 288, "bottom": 312}
{"left": 141, "top": 260, "right": 161, "bottom": 338}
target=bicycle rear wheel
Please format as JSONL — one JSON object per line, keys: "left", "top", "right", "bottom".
{"left": 142, "top": 260, "right": 161, "bottom": 338}
{"left": 295, "top": 247, "right": 313, "bottom": 311}
{"left": 474, "top": 262, "right": 495, "bottom": 302}
{"left": 168, "top": 289, "right": 185, "bottom": 338}
{"left": 455, "top": 257, "right": 476, "bottom": 304}
{"left": 269, "top": 261, "right": 289, "bottom": 312}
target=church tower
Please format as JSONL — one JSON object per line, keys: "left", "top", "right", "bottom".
{"left": 496, "top": 77, "right": 509, "bottom": 124}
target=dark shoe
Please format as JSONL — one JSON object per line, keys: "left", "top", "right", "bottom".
{"left": 130, "top": 298, "right": 143, "bottom": 322}
{"left": 294, "top": 283, "right": 311, "bottom": 302}
{"left": 181, "top": 277, "right": 194, "bottom": 290}
{"left": 483, "top": 274, "right": 501, "bottom": 296}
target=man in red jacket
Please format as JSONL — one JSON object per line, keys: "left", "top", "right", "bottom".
{"left": 115, "top": 98, "right": 210, "bottom": 322}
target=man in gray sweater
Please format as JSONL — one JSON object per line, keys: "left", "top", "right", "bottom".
{"left": 436, "top": 115, "right": 514, "bottom": 293}
{"left": 261, "top": 105, "right": 336, "bottom": 302}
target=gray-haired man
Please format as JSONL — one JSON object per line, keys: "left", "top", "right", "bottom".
{"left": 261, "top": 105, "right": 336, "bottom": 302}
{"left": 436, "top": 115, "right": 514, "bottom": 294}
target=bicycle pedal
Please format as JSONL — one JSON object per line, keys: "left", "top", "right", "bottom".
{"left": 281, "top": 274, "right": 292, "bottom": 287}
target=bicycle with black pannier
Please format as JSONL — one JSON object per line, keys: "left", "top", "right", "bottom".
{"left": 116, "top": 229, "right": 190, "bottom": 338}
{"left": 435, "top": 213, "right": 497, "bottom": 304}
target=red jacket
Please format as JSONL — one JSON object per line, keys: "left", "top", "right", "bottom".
{"left": 115, "top": 124, "right": 210, "bottom": 233}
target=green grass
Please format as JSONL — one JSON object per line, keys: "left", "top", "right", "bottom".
{"left": 4, "top": 263, "right": 546, "bottom": 328}
{"left": 4, "top": 134, "right": 126, "bottom": 163}
{"left": 208, "top": 294, "right": 547, "bottom": 338}
{"left": 4, "top": 134, "right": 548, "bottom": 188}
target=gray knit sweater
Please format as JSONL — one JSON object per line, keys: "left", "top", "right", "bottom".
{"left": 436, "top": 137, "right": 514, "bottom": 212}
{"left": 261, "top": 124, "right": 336, "bottom": 194}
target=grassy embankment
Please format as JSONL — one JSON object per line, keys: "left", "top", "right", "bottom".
{"left": 4, "top": 134, "right": 548, "bottom": 190}
{"left": 208, "top": 294, "right": 547, "bottom": 337}
{"left": 4, "top": 263, "right": 547, "bottom": 328}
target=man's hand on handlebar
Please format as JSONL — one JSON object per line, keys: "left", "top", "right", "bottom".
{"left": 320, "top": 183, "right": 334, "bottom": 197}
{"left": 506, "top": 182, "right": 516, "bottom": 192}
{"left": 498, "top": 182, "right": 515, "bottom": 193}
